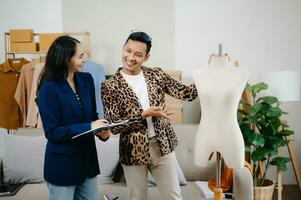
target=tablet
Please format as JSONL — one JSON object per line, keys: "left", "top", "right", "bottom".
{"left": 0, "top": 182, "right": 25, "bottom": 197}
{"left": 72, "top": 119, "right": 129, "bottom": 139}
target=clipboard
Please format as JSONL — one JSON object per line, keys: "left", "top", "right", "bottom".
{"left": 72, "top": 119, "right": 129, "bottom": 139}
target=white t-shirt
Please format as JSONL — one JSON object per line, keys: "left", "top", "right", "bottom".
{"left": 120, "top": 70, "right": 156, "bottom": 138}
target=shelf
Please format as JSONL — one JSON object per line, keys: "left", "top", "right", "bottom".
{"left": 4, "top": 31, "right": 91, "bottom": 60}
{"left": 7, "top": 51, "right": 47, "bottom": 54}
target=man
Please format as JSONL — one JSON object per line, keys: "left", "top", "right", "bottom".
{"left": 101, "top": 31, "right": 197, "bottom": 200}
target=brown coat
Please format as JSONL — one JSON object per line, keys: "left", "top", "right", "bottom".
{"left": 101, "top": 66, "right": 197, "bottom": 165}
{"left": 0, "top": 58, "right": 29, "bottom": 129}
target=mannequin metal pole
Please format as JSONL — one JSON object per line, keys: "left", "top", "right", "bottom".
{"left": 214, "top": 152, "right": 223, "bottom": 200}
{"left": 213, "top": 44, "right": 224, "bottom": 200}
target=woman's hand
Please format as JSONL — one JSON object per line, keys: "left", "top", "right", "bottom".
{"left": 92, "top": 119, "right": 111, "bottom": 140}
{"left": 91, "top": 119, "right": 108, "bottom": 129}
{"left": 141, "top": 103, "right": 174, "bottom": 119}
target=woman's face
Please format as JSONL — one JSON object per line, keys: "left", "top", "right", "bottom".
{"left": 69, "top": 43, "right": 86, "bottom": 73}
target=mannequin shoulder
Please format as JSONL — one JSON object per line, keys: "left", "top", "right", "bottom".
{"left": 233, "top": 68, "right": 249, "bottom": 79}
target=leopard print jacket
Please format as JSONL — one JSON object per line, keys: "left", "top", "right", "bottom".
{"left": 101, "top": 66, "right": 198, "bottom": 165}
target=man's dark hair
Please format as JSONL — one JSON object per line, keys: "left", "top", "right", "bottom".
{"left": 125, "top": 31, "right": 152, "bottom": 54}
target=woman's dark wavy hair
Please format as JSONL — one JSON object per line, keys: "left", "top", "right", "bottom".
{"left": 35, "top": 35, "right": 80, "bottom": 104}
{"left": 39, "top": 35, "right": 80, "bottom": 84}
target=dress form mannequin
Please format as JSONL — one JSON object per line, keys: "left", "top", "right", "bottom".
{"left": 193, "top": 54, "right": 249, "bottom": 169}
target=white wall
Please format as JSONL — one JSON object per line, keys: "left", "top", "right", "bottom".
{"left": 0, "top": 0, "right": 63, "bottom": 62}
{"left": 61, "top": 0, "right": 174, "bottom": 75}
{"left": 175, "top": 0, "right": 301, "bottom": 77}
{"left": 175, "top": 0, "right": 301, "bottom": 184}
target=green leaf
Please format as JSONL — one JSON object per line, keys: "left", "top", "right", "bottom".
{"left": 242, "top": 118, "right": 256, "bottom": 124}
{"left": 240, "top": 125, "right": 257, "bottom": 145}
{"left": 260, "top": 102, "right": 272, "bottom": 113}
{"left": 247, "top": 103, "right": 262, "bottom": 115}
{"left": 248, "top": 133, "right": 265, "bottom": 146}
{"left": 276, "top": 139, "right": 289, "bottom": 148}
{"left": 278, "top": 130, "right": 294, "bottom": 136}
{"left": 264, "top": 134, "right": 287, "bottom": 149}
{"left": 252, "top": 148, "right": 267, "bottom": 161}
{"left": 267, "top": 148, "right": 277, "bottom": 157}
{"left": 266, "top": 107, "right": 282, "bottom": 117}
{"left": 256, "top": 96, "right": 278, "bottom": 104}
{"left": 251, "top": 82, "right": 268, "bottom": 95}
{"left": 270, "top": 157, "right": 290, "bottom": 171}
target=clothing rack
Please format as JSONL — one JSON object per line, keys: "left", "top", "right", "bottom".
{"left": 1, "top": 31, "right": 91, "bottom": 132}
{"left": 4, "top": 31, "right": 91, "bottom": 61}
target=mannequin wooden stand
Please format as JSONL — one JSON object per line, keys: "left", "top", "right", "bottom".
{"left": 214, "top": 152, "right": 223, "bottom": 200}
{"left": 285, "top": 135, "right": 301, "bottom": 190}
{"left": 275, "top": 135, "right": 301, "bottom": 200}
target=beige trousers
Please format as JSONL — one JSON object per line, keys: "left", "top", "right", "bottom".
{"left": 122, "top": 138, "right": 182, "bottom": 200}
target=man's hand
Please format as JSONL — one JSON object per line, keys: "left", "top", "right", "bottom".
{"left": 141, "top": 103, "right": 174, "bottom": 119}
{"left": 92, "top": 119, "right": 111, "bottom": 140}
{"left": 96, "top": 130, "right": 111, "bottom": 140}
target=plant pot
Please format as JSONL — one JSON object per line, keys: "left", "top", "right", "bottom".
{"left": 253, "top": 178, "right": 275, "bottom": 200}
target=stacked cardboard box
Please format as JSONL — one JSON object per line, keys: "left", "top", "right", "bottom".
{"left": 9, "top": 29, "right": 38, "bottom": 53}
{"left": 39, "top": 33, "right": 65, "bottom": 52}
{"left": 165, "top": 70, "right": 183, "bottom": 124}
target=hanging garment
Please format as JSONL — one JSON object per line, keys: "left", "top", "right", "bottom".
{"left": 82, "top": 60, "right": 106, "bottom": 118}
{"left": 26, "top": 62, "right": 44, "bottom": 128}
{"left": 0, "top": 58, "right": 29, "bottom": 129}
{"left": 14, "top": 59, "right": 41, "bottom": 127}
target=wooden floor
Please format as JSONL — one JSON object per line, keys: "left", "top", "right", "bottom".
{"left": 272, "top": 185, "right": 301, "bottom": 200}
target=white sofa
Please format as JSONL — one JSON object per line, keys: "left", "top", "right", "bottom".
{"left": 0, "top": 125, "right": 253, "bottom": 200}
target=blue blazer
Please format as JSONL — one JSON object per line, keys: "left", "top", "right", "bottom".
{"left": 37, "top": 72, "right": 100, "bottom": 186}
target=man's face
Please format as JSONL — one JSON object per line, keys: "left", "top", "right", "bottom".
{"left": 121, "top": 39, "right": 149, "bottom": 75}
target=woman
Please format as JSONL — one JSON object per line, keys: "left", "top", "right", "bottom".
{"left": 37, "top": 35, "right": 109, "bottom": 200}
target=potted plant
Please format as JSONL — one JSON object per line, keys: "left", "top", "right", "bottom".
{"left": 237, "top": 82, "right": 294, "bottom": 200}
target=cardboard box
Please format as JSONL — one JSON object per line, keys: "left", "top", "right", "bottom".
{"left": 10, "top": 42, "right": 38, "bottom": 53}
{"left": 165, "top": 70, "right": 182, "bottom": 81}
{"left": 39, "top": 33, "right": 64, "bottom": 52}
{"left": 9, "top": 29, "right": 33, "bottom": 43}
{"left": 168, "top": 104, "right": 183, "bottom": 124}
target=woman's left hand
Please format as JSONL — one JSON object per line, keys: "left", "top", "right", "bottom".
{"left": 96, "top": 130, "right": 111, "bottom": 140}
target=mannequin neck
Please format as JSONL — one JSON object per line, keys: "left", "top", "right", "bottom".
{"left": 209, "top": 55, "right": 231, "bottom": 69}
